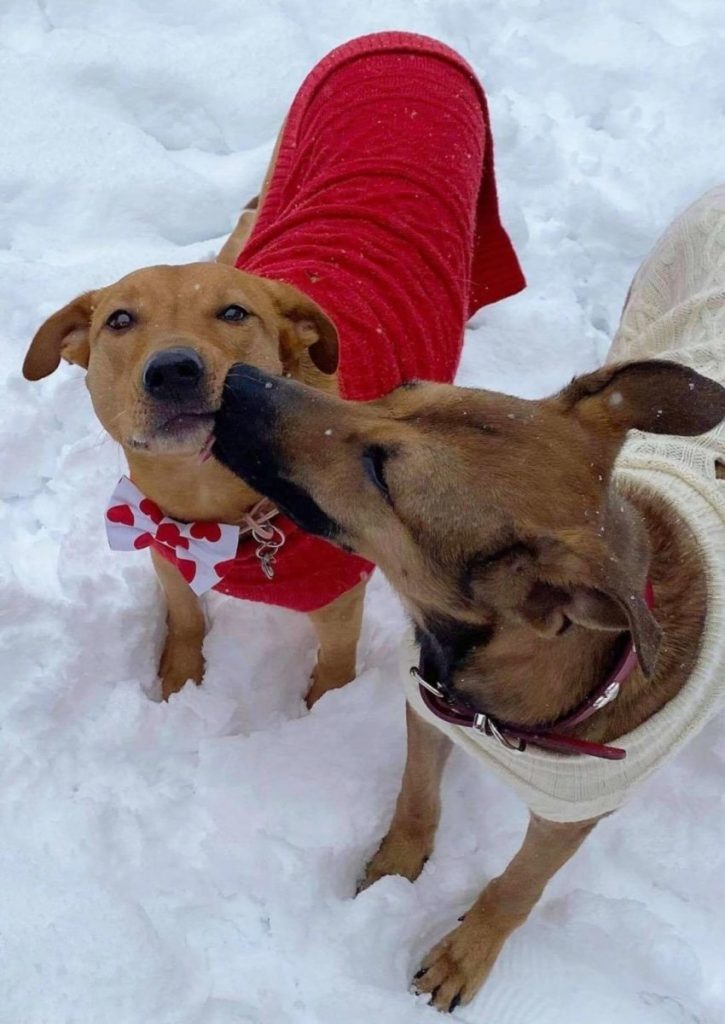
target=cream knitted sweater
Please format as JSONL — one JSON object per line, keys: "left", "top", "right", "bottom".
{"left": 401, "top": 185, "right": 725, "bottom": 822}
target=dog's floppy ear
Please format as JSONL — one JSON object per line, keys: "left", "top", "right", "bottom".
{"left": 23, "top": 293, "right": 94, "bottom": 380}
{"left": 532, "top": 529, "right": 661, "bottom": 676}
{"left": 558, "top": 359, "right": 725, "bottom": 438}
{"left": 470, "top": 530, "right": 661, "bottom": 677}
{"left": 268, "top": 280, "right": 339, "bottom": 375}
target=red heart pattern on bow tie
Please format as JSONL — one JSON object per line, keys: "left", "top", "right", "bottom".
{"left": 107, "top": 504, "right": 135, "bottom": 527}
{"left": 190, "top": 522, "right": 222, "bottom": 543}
{"left": 156, "top": 522, "right": 190, "bottom": 550}
{"left": 139, "top": 498, "right": 164, "bottom": 524}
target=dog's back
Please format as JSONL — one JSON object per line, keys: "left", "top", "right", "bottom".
{"left": 609, "top": 184, "right": 725, "bottom": 382}
{"left": 233, "top": 32, "right": 525, "bottom": 402}
{"left": 611, "top": 185, "right": 725, "bottom": 492}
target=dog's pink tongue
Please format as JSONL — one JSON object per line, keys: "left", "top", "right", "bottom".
{"left": 197, "top": 433, "right": 215, "bottom": 464}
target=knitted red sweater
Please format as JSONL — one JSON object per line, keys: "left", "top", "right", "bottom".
{"left": 211, "top": 31, "right": 525, "bottom": 612}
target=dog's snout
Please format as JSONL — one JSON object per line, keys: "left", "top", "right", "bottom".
{"left": 226, "top": 364, "right": 279, "bottom": 391}
{"left": 217, "top": 363, "right": 291, "bottom": 415}
{"left": 142, "top": 347, "right": 205, "bottom": 400}
{"left": 212, "top": 363, "right": 291, "bottom": 476}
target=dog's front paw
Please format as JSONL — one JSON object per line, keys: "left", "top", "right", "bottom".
{"left": 159, "top": 637, "right": 204, "bottom": 701}
{"left": 357, "top": 828, "right": 433, "bottom": 894}
{"left": 413, "top": 910, "right": 511, "bottom": 1013}
{"left": 305, "top": 655, "right": 355, "bottom": 707}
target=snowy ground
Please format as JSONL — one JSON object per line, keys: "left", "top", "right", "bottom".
{"left": 2, "top": 1, "right": 725, "bottom": 1022}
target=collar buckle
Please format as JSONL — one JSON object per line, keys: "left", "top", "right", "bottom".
{"left": 410, "top": 665, "right": 446, "bottom": 698}
{"left": 473, "top": 713, "right": 527, "bottom": 752}
{"left": 589, "top": 679, "right": 621, "bottom": 712}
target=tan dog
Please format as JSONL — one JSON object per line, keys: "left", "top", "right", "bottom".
{"left": 22, "top": 176, "right": 366, "bottom": 704}
{"left": 21, "top": 31, "right": 526, "bottom": 707}
{"left": 210, "top": 187, "right": 725, "bottom": 1010}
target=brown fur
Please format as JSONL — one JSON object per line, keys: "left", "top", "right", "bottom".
{"left": 22, "top": 132, "right": 366, "bottom": 703}
{"left": 219, "top": 358, "right": 724, "bottom": 1010}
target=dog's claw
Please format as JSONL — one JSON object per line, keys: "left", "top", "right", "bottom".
{"left": 413, "top": 967, "right": 428, "bottom": 981}
{"left": 448, "top": 995, "right": 461, "bottom": 1013}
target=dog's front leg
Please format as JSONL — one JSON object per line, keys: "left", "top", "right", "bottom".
{"left": 151, "top": 548, "right": 206, "bottom": 701}
{"left": 305, "top": 580, "right": 366, "bottom": 706}
{"left": 359, "top": 705, "right": 452, "bottom": 890}
{"left": 414, "top": 812, "right": 600, "bottom": 1012}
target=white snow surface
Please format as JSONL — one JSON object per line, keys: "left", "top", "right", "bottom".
{"left": 2, "top": 2, "right": 725, "bottom": 1022}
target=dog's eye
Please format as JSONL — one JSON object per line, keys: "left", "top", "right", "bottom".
{"left": 362, "top": 446, "right": 391, "bottom": 503}
{"left": 106, "top": 309, "right": 134, "bottom": 331}
{"left": 218, "top": 304, "right": 249, "bottom": 323}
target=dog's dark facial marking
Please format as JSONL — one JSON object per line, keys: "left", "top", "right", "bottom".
{"left": 261, "top": 476, "right": 341, "bottom": 540}
{"left": 212, "top": 364, "right": 279, "bottom": 476}
{"left": 414, "top": 616, "right": 492, "bottom": 691}
{"left": 212, "top": 363, "right": 341, "bottom": 540}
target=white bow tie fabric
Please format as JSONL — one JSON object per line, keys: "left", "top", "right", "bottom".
{"left": 105, "top": 476, "right": 240, "bottom": 595}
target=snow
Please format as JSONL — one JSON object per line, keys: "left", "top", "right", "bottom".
{"left": 1, "top": 2, "right": 725, "bottom": 1022}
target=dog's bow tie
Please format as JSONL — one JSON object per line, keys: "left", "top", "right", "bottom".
{"left": 105, "top": 476, "right": 240, "bottom": 595}
{"left": 106, "top": 477, "right": 287, "bottom": 593}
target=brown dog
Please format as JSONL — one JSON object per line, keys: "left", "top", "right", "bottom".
{"left": 212, "top": 357, "right": 725, "bottom": 1009}
{"left": 211, "top": 187, "right": 725, "bottom": 1010}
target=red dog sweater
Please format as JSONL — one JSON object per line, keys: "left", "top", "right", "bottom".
{"left": 158, "top": 32, "right": 525, "bottom": 612}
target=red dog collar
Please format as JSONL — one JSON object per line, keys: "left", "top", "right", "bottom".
{"left": 413, "top": 580, "right": 655, "bottom": 761}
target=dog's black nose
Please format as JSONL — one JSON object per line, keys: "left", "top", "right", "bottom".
{"left": 142, "top": 347, "right": 204, "bottom": 400}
